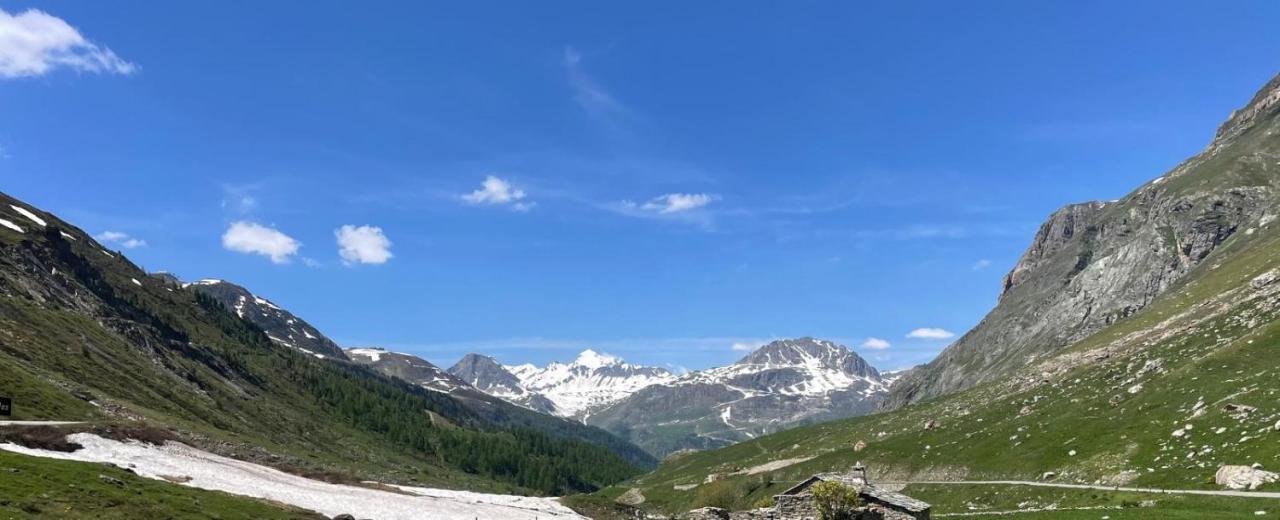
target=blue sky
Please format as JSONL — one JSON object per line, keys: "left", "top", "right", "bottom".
{"left": 3, "top": 2, "right": 1280, "bottom": 372}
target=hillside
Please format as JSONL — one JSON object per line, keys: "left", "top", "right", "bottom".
{"left": 0, "top": 193, "right": 641, "bottom": 496}
{"left": 886, "top": 73, "right": 1280, "bottom": 408}
{"left": 593, "top": 72, "right": 1280, "bottom": 516}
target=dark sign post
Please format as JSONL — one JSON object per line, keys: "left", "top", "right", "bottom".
{"left": 0, "top": 396, "right": 11, "bottom": 416}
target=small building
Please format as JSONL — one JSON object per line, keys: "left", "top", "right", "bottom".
{"left": 772, "top": 464, "right": 930, "bottom": 520}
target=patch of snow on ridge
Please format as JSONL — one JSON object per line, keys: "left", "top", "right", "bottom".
{"left": 131, "top": 278, "right": 142, "bottom": 287}
{"left": 9, "top": 205, "right": 46, "bottom": 227}
{"left": 0, "top": 434, "right": 585, "bottom": 520}
{"left": 347, "top": 348, "right": 386, "bottom": 362}
{"left": 0, "top": 218, "right": 23, "bottom": 233}
{"left": 59, "top": 231, "right": 76, "bottom": 241}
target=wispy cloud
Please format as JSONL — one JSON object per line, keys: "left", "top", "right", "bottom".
{"left": 461, "top": 175, "right": 534, "bottom": 211}
{"left": 861, "top": 337, "right": 891, "bottom": 350}
{"left": 563, "top": 46, "right": 628, "bottom": 119}
{"left": 220, "top": 183, "right": 260, "bottom": 215}
{"left": 95, "top": 230, "right": 146, "bottom": 249}
{"left": 730, "top": 342, "right": 758, "bottom": 352}
{"left": 971, "top": 259, "right": 992, "bottom": 270}
{"left": 335, "top": 225, "right": 392, "bottom": 265}
{"left": 906, "top": 327, "right": 955, "bottom": 340}
{"left": 0, "top": 7, "right": 136, "bottom": 78}
{"left": 221, "top": 221, "right": 300, "bottom": 264}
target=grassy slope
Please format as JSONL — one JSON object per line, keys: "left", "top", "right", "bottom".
{"left": 0, "top": 450, "right": 324, "bottom": 519}
{"left": 598, "top": 205, "right": 1280, "bottom": 515}
{"left": 0, "top": 196, "right": 641, "bottom": 496}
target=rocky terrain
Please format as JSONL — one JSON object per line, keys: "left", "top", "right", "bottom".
{"left": 885, "top": 71, "right": 1280, "bottom": 409}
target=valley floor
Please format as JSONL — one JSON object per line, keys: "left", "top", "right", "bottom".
{"left": 1, "top": 433, "right": 586, "bottom": 520}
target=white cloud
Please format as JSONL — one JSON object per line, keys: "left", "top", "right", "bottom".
{"left": 861, "top": 337, "right": 891, "bottom": 350}
{"left": 972, "top": 259, "right": 992, "bottom": 270}
{"left": 335, "top": 224, "right": 392, "bottom": 265}
{"left": 95, "top": 230, "right": 146, "bottom": 249}
{"left": 730, "top": 342, "right": 757, "bottom": 352}
{"left": 906, "top": 327, "right": 956, "bottom": 340}
{"left": 221, "top": 221, "right": 299, "bottom": 264}
{"left": 0, "top": 7, "right": 136, "bottom": 78}
{"left": 623, "top": 193, "right": 718, "bottom": 214}
{"left": 462, "top": 175, "right": 532, "bottom": 210}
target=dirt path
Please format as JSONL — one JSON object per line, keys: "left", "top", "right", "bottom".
{"left": 902, "top": 480, "right": 1280, "bottom": 499}
{"left": 0, "top": 421, "right": 86, "bottom": 426}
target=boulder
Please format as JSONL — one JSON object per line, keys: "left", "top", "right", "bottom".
{"left": 616, "top": 487, "right": 646, "bottom": 506}
{"left": 1215, "top": 465, "right": 1280, "bottom": 490}
{"left": 681, "top": 507, "right": 730, "bottom": 520}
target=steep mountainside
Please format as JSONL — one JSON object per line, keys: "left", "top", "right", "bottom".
{"left": 186, "top": 279, "right": 347, "bottom": 360}
{"left": 587, "top": 338, "right": 889, "bottom": 457}
{"left": 594, "top": 71, "right": 1280, "bottom": 517}
{"left": 0, "top": 193, "right": 641, "bottom": 495}
{"left": 885, "top": 73, "right": 1280, "bottom": 409}
{"left": 449, "top": 350, "right": 676, "bottom": 418}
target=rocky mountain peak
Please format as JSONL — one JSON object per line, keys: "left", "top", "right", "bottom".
{"left": 735, "top": 338, "right": 877, "bottom": 378}
{"left": 186, "top": 277, "right": 347, "bottom": 360}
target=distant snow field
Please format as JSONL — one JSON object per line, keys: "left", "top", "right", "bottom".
{"left": 1, "top": 434, "right": 586, "bottom": 520}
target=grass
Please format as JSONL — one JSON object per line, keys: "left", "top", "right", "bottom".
{"left": 0, "top": 450, "right": 324, "bottom": 519}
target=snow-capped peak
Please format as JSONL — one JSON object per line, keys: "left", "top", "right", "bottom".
{"left": 572, "top": 349, "right": 621, "bottom": 368}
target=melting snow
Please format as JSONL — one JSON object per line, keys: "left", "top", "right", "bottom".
{"left": 0, "top": 434, "right": 585, "bottom": 520}
{"left": 60, "top": 231, "right": 76, "bottom": 241}
{"left": 9, "top": 205, "right": 46, "bottom": 227}
{"left": 0, "top": 218, "right": 23, "bottom": 233}
{"left": 131, "top": 278, "right": 142, "bottom": 287}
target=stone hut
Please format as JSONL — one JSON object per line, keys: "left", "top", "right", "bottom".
{"left": 771, "top": 464, "right": 930, "bottom": 520}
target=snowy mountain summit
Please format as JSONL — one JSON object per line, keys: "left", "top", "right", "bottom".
{"left": 449, "top": 349, "right": 676, "bottom": 419}
{"left": 584, "top": 337, "right": 891, "bottom": 456}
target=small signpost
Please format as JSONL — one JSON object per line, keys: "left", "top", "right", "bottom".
{"left": 0, "top": 396, "right": 11, "bottom": 416}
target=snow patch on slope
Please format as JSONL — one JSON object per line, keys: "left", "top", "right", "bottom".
{"left": 1, "top": 434, "right": 585, "bottom": 520}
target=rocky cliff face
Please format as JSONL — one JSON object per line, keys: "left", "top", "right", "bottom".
{"left": 885, "top": 72, "right": 1280, "bottom": 409}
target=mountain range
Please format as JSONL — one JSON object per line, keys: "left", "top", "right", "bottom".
{"left": 438, "top": 338, "right": 893, "bottom": 457}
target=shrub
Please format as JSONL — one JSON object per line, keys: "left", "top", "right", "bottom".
{"left": 693, "top": 480, "right": 737, "bottom": 510}
{"left": 811, "top": 480, "right": 862, "bottom": 520}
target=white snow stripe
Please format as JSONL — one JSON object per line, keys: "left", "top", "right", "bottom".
{"left": 9, "top": 205, "right": 46, "bottom": 227}
{"left": 0, "top": 218, "right": 22, "bottom": 233}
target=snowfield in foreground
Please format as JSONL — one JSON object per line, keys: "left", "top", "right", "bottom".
{"left": 1, "top": 433, "right": 586, "bottom": 520}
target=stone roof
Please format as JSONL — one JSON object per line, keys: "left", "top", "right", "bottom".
{"left": 860, "top": 485, "right": 930, "bottom": 513}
